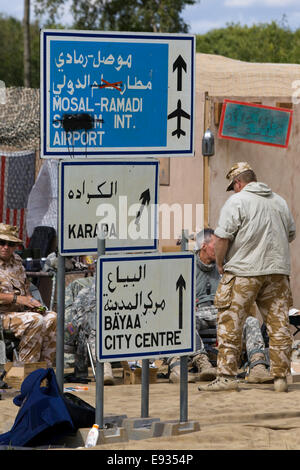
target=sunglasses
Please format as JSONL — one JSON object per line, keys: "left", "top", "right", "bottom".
{"left": 0, "top": 240, "right": 17, "bottom": 247}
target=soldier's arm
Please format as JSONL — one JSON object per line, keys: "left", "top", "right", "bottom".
{"left": 215, "top": 236, "right": 229, "bottom": 275}
{"left": 0, "top": 292, "right": 17, "bottom": 305}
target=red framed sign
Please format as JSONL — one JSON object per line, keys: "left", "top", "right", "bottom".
{"left": 218, "top": 99, "right": 293, "bottom": 148}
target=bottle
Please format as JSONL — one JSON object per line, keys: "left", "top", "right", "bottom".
{"left": 25, "top": 257, "right": 33, "bottom": 271}
{"left": 40, "top": 257, "right": 47, "bottom": 270}
{"left": 84, "top": 424, "right": 99, "bottom": 448}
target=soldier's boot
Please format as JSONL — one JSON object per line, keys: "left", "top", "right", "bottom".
{"left": 274, "top": 377, "right": 288, "bottom": 392}
{"left": 104, "top": 362, "right": 115, "bottom": 385}
{"left": 198, "top": 375, "right": 239, "bottom": 392}
{"left": 168, "top": 358, "right": 195, "bottom": 384}
{"left": 192, "top": 353, "right": 217, "bottom": 382}
{"left": 246, "top": 353, "right": 272, "bottom": 384}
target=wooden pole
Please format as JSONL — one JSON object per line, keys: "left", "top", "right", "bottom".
{"left": 203, "top": 92, "right": 211, "bottom": 228}
{"left": 23, "top": 0, "right": 31, "bottom": 88}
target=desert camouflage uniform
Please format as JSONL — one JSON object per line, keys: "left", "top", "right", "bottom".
{"left": 196, "top": 304, "right": 267, "bottom": 362}
{"left": 64, "top": 276, "right": 95, "bottom": 372}
{"left": 0, "top": 253, "right": 56, "bottom": 366}
{"left": 167, "top": 304, "right": 267, "bottom": 368}
{"left": 0, "top": 316, "right": 6, "bottom": 367}
{"left": 215, "top": 273, "right": 292, "bottom": 378}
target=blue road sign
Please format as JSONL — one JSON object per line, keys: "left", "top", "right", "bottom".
{"left": 41, "top": 30, "right": 195, "bottom": 158}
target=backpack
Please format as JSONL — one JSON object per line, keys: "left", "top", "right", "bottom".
{"left": 0, "top": 368, "right": 75, "bottom": 447}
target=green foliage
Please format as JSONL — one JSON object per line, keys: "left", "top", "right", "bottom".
{"left": 0, "top": 15, "right": 23, "bottom": 86}
{"left": 0, "top": 15, "right": 40, "bottom": 88}
{"left": 34, "top": 0, "right": 197, "bottom": 33}
{"left": 2, "top": 6, "right": 300, "bottom": 88}
{"left": 94, "top": 0, "right": 197, "bottom": 33}
{"left": 196, "top": 20, "right": 296, "bottom": 64}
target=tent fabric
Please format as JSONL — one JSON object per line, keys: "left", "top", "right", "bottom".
{"left": 26, "top": 160, "right": 58, "bottom": 238}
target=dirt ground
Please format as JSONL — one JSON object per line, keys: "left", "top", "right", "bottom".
{"left": 1, "top": 364, "right": 300, "bottom": 452}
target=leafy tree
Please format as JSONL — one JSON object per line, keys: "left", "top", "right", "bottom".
{"left": 196, "top": 20, "right": 294, "bottom": 64}
{"left": 0, "top": 15, "right": 24, "bottom": 86}
{"left": 34, "top": 0, "right": 198, "bottom": 33}
{"left": 0, "top": 14, "right": 41, "bottom": 88}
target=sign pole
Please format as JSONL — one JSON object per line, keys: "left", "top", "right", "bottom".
{"left": 141, "top": 359, "right": 149, "bottom": 418}
{"left": 180, "top": 356, "right": 188, "bottom": 423}
{"left": 203, "top": 91, "right": 211, "bottom": 228}
{"left": 56, "top": 254, "right": 65, "bottom": 392}
{"left": 180, "top": 229, "right": 188, "bottom": 423}
{"left": 96, "top": 233, "right": 105, "bottom": 428}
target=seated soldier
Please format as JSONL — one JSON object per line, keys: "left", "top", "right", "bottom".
{"left": 169, "top": 229, "right": 271, "bottom": 384}
{"left": 0, "top": 224, "right": 56, "bottom": 366}
{"left": 65, "top": 276, "right": 115, "bottom": 385}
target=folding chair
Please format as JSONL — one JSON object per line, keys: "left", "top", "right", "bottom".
{"left": 289, "top": 315, "right": 300, "bottom": 337}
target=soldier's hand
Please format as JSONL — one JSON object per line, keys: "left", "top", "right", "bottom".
{"left": 17, "top": 295, "right": 42, "bottom": 310}
{"left": 217, "top": 264, "right": 224, "bottom": 275}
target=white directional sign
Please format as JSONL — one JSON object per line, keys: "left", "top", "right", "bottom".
{"left": 41, "top": 29, "right": 195, "bottom": 158}
{"left": 58, "top": 159, "right": 159, "bottom": 255}
{"left": 97, "top": 252, "right": 195, "bottom": 362}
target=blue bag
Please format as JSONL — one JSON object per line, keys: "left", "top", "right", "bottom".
{"left": 0, "top": 368, "right": 75, "bottom": 447}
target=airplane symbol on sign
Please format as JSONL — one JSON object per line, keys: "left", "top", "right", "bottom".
{"left": 167, "top": 100, "right": 190, "bottom": 138}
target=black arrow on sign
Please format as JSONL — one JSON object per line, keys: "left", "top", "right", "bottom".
{"left": 176, "top": 274, "right": 186, "bottom": 329}
{"left": 135, "top": 188, "right": 150, "bottom": 225}
{"left": 173, "top": 55, "right": 187, "bottom": 91}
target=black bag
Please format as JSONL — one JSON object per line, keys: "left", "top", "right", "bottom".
{"left": 63, "top": 392, "right": 95, "bottom": 429}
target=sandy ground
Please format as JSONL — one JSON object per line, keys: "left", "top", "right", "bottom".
{"left": 2, "top": 365, "right": 300, "bottom": 451}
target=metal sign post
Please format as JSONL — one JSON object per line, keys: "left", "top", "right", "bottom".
{"left": 180, "top": 229, "right": 189, "bottom": 422}
{"left": 180, "top": 356, "right": 188, "bottom": 423}
{"left": 95, "top": 233, "right": 106, "bottom": 428}
{"left": 96, "top": 251, "right": 195, "bottom": 429}
{"left": 56, "top": 254, "right": 65, "bottom": 392}
{"left": 44, "top": 28, "right": 197, "bottom": 432}
{"left": 141, "top": 359, "right": 149, "bottom": 418}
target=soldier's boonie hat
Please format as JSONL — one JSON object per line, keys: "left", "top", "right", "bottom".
{"left": 226, "top": 161, "right": 253, "bottom": 191}
{"left": 0, "top": 223, "right": 23, "bottom": 244}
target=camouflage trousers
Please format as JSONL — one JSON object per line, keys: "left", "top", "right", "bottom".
{"left": 167, "top": 306, "right": 267, "bottom": 367}
{"left": 1, "top": 310, "right": 57, "bottom": 366}
{"left": 196, "top": 305, "right": 266, "bottom": 359}
{"left": 214, "top": 273, "right": 292, "bottom": 378}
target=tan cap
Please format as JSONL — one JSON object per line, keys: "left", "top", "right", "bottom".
{"left": 0, "top": 223, "right": 23, "bottom": 244}
{"left": 226, "top": 162, "right": 253, "bottom": 191}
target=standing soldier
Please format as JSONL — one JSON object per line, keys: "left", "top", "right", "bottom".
{"left": 198, "top": 162, "right": 296, "bottom": 392}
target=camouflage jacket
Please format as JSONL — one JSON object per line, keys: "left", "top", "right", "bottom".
{"left": 0, "top": 253, "right": 30, "bottom": 313}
